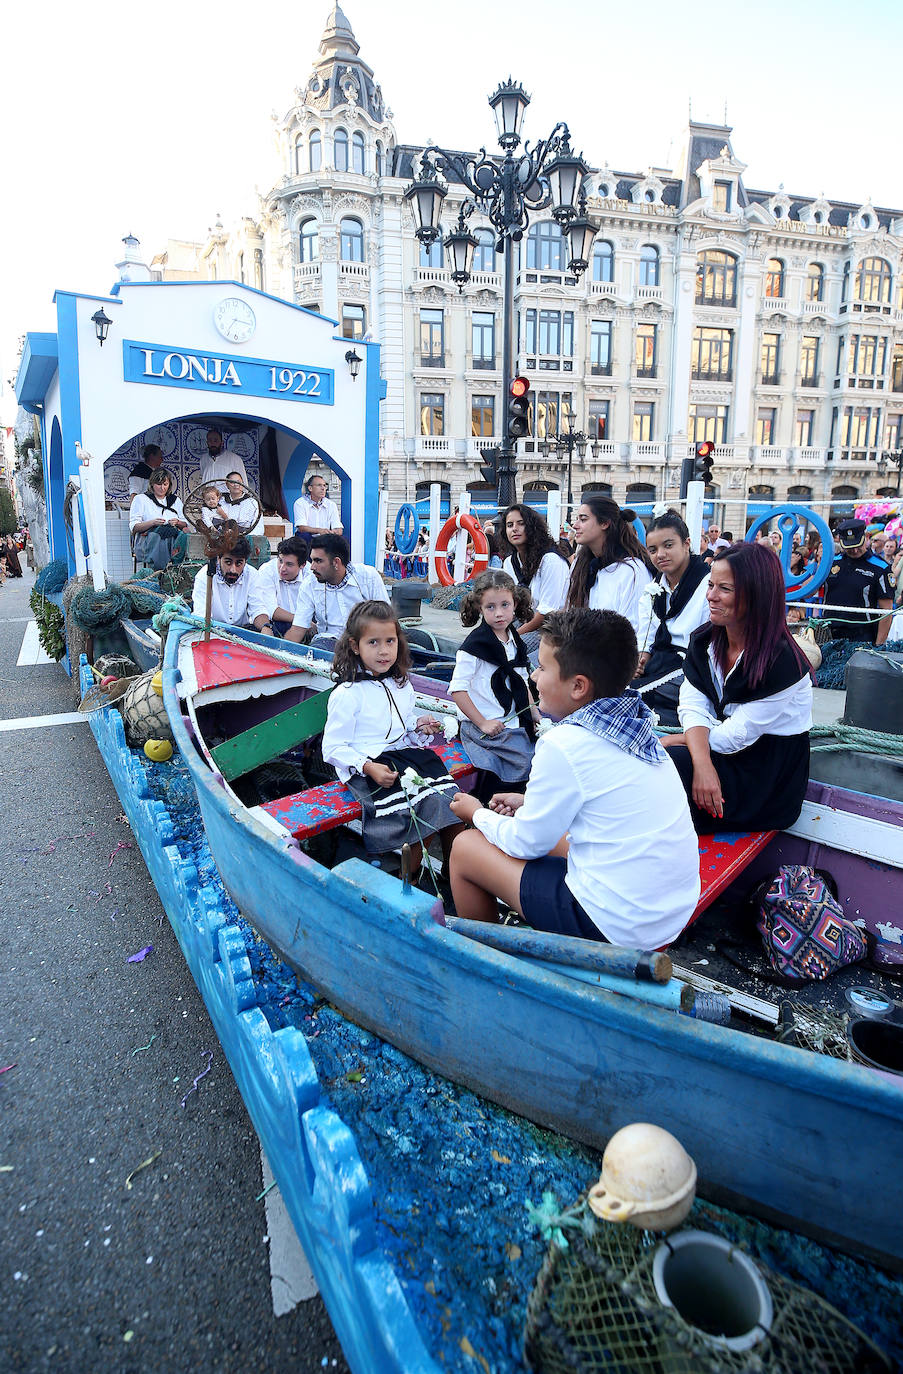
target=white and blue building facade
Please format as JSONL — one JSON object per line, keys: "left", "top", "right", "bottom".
{"left": 15, "top": 278, "right": 382, "bottom": 577}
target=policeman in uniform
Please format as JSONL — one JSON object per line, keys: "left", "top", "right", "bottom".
{"left": 824, "top": 518, "right": 893, "bottom": 644}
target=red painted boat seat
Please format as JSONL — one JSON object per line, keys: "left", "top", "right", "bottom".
{"left": 690, "top": 829, "right": 776, "bottom": 921}
{"left": 258, "top": 739, "right": 476, "bottom": 840}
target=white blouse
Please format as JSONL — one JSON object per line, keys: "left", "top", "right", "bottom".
{"left": 449, "top": 635, "right": 530, "bottom": 727}
{"left": 678, "top": 644, "right": 813, "bottom": 755}
{"left": 586, "top": 557, "right": 654, "bottom": 634}
{"left": 473, "top": 722, "right": 700, "bottom": 948}
{"left": 322, "top": 677, "right": 432, "bottom": 782}
{"left": 129, "top": 492, "right": 185, "bottom": 530}
{"left": 503, "top": 551, "right": 570, "bottom": 615}
{"left": 635, "top": 574, "right": 711, "bottom": 658}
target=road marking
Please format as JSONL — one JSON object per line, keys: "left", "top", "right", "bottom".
{"left": 2, "top": 617, "right": 32, "bottom": 623}
{"left": 260, "top": 1147, "right": 318, "bottom": 1314}
{"left": 16, "top": 621, "right": 54, "bottom": 666}
{"left": 0, "top": 712, "right": 88, "bottom": 732}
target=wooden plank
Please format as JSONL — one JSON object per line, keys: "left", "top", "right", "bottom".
{"left": 787, "top": 800, "right": 903, "bottom": 868}
{"left": 692, "top": 830, "right": 776, "bottom": 918}
{"left": 211, "top": 688, "right": 333, "bottom": 782}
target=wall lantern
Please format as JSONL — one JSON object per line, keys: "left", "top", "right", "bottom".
{"left": 345, "top": 349, "right": 362, "bottom": 380}
{"left": 91, "top": 307, "right": 112, "bottom": 347}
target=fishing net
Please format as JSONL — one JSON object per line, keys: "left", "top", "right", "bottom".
{"left": 34, "top": 559, "right": 68, "bottom": 594}
{"left": 68, "top": 581, "right": 132, "bottom": 632}
{"left": 92, "top": 653, "right": 141, "bottom": 681}
{"left": 121, "top": 669, "right": 173, "bottom": 746}
{"left": 776, "top": 1002, "right": 855, "bottom": 1061}
{"left": 523, "top": 1200, "right": 890, "bottom": 1372}
{"left": 815, "top": 638, "right": 903, "bottom": 690}
{"left": 122, "top": 579, "right": 169, "bottom": 617}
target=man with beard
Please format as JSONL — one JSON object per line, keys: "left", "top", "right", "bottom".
{"left": 199, "top": 428, "right": 248, "bottom": 489}
{"left": 191, "top": 536, "right": 261, "bottom": 627}
{"left": 128, "top": 442, "right": 164, "bottom": 496}
{"left": 285, "top": 532, "right": 388, "bottom": 645}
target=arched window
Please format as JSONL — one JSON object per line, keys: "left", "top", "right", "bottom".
{"left": 765, "top": 258, "right": 785, "bottom": 298}
{"left": 639, "top": 244, "right": 659, "bottom": 287}
{"left": 806, "top": 262, "right": 824, "bottom": 302}
{"left": 309, "top": 130, "right": 321, "bottom": 173}
{"left": 294, "top": 136, "right": 305, "bottom": 175}
{"left": 526, "top": 221, "right": 566, "bottom": 271}
{"left": 419, "top": 235, "right": 443, "bottom": 269}
{"left": 696, "top": 250, "right": 737, "bottom": 307}
{"left": 334, "top": 128, "right": 349, "bottom": 172}
{"left": 583, "top": 481, "right": 613, "bottom": 499}
{"left": 855, "top": 256, "right": 892, "bottom": 304}
{"left": 787, "top": 485, "right": 812, "bottom": 500}
{"left": 340, "top": 217, "right": 364, "bottom": 262}
{"left": 375, "top": 140, "right": 384, "bottom": 176}
{"left": 299, "top": 217, "right": 319, "bottom": 263}
{"left": 472, "top": 229, "right": 496, "bottom": 273}
{"left": 352, "top": 131, "right": 365, "bottom": 174}
{"left": 592, "top": 240, "right": 614, "bottom": 283}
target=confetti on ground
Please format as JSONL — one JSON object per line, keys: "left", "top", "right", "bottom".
{"left": 109, "top": 841, "right": 135, "bottom": 867}
{"left": 0, "top": 1165, "right": 14, "bottom": 1172}
{"left": 180, "top": 1050, "right": 213, "bottom": 1108}
{"left": 0, "top": 1064, "right": 17, "bottom": 1074}
{"left": 130, "top": 1035, "right": 157, "bottom": 1057}
{"left": 255, "top": 1180, "right": 277, "bottom": 1202}
{"left": 124, "top": 1151, "right": 162, "bottom": 1190}
{"left": 127, "top": 945, "right": 153, "bottom": 963}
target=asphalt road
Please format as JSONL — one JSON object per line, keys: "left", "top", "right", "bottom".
{"left": 0, "top": 568, "right": 349, "bottom": 1373}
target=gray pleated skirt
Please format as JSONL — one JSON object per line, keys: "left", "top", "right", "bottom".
{"left": 459, "top": 719, "right": 535, "bottom": 782}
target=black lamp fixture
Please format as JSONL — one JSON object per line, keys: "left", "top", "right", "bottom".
{"left": 879, "top": 447, "right": 903, "bottom": 495}
{"left": 405, "top": 81, "right": 596, "bottom": 508}
{"left": 344, "top": 348, "right": 362, "bottom": 380}
{"left": 91, "top": 307, "right": 112, "bottom": 347}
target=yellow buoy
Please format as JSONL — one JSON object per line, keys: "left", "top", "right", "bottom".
{"left": 151, "top": 671, "right": 164, "bottom": 697}
{"left": 144, "top": 738, "right": 173, "bottom": 762}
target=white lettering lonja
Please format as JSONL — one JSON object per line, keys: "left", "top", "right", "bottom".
{"left": 140, "top": 349, "right": 242, "bottom": 387}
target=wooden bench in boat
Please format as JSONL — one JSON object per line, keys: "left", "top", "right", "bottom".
{"left": 257, "top": 738, "right": 775, "bottom": 922}
{"left": 257, "top": 738, "right": 476, "bottom": 839}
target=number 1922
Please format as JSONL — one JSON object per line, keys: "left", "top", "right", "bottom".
{"left": 269, "top": 367, "right": 322, "bottom": 397}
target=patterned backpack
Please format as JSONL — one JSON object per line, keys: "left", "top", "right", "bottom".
{"left": 755, "top": 865, "right": 869, "bottom": 984}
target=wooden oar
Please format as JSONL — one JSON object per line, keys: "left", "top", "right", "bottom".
{"left": 204, "top": 556, "right": 216, "bottom": 643}
{"left": 443, "top": 915, "right": 672, "bottom": 984}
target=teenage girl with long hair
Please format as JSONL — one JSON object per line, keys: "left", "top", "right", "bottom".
{"left": 662, "top": 541, "right": 813, "bottom": 833}
{"left": 322, "top": 601, "right": 462, "bottom": 872}
{"left": 633, "top": 510, "right": 711, "bottom": 724}
{"left": 566, "top": 495, "right": 655, "bottom": 633}
{"left": 500, "top": 504, "right": 570, "bottom": 644}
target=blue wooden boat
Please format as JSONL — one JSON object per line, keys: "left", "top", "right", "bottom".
{"left": 162, "top": 613, "right": 903, "bottom": 1270}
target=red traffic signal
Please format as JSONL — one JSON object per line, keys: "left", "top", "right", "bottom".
{"left": 693, "top": 441, "right": 715, "bottom": 483}
{"left": 696, "top": 441, "right": 714, "bottom": 458}
{"left": 507, "top": 375, "right": 531, "bottom": 439}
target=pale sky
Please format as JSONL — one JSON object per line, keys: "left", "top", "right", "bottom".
{"left": 3, "top": 0, "right": 902, "bottom": 423}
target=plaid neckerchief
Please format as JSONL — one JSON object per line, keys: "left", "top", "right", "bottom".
{"left": 567, "top": 690, "right": 666, "bottom": 764}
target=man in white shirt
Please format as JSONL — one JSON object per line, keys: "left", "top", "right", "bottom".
{"left": 199, "top": 429, "right": 248, "bottom": 489}
{"left": 251, "top": 537, "right": 309, "bottom": 637}
{"left": 191, "top": 537, "right": 261, "bottom": 627}
{"left": 285, "top": 533, "right": 389, "bottom": 644}
{"left": 292, "top": 472, "right": 343, "bottom": 538}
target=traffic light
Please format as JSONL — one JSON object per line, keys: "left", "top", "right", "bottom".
{"left": 479, "top": 446, "right": 500, "bottom": 485}
{"left": 506, "top": 376, "right": 531, "bottom": 441}
{"left": 693, "top": 441, "right": 715, "bottom": 484}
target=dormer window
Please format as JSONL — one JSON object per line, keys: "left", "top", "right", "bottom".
{"left": 713, "top": 181, "right": 732, "bottom": 212}
{"left": 598, "top": 182, "right": 611, "bottom": 199}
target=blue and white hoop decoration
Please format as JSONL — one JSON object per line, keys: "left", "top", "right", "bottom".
{"left": 394, "top": 503, "right": 420, "bottom": 556}
{"left": 744, "top": 504, "right": 834, "bottom": 602}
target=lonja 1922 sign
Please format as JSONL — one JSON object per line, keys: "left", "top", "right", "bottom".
{"left": 122, "top": 340, "right": 334, "bottom": 405}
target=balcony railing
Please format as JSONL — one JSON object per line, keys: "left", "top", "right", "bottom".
{"left": 760, "top": 373, "right": 781, "bottom": 386}
{"left": 635, "top": 367, "right": 658, "bottom": 380}
{"left": 466, "top": 436, "right": 501, "bottom": 458}
{"left": 794, "top": 448, "right": 824, "bottom": 468}
{"left": 415, "top": 436, "right": 452, "bottom": 457}
{"left": 803, "top": 299, "right": 827, "bottom": 314}
{"left": 691, "top": 368, "right": 733, "bottom": 382}
{"left": 752, "top": 446, "right": 786, "bottom": 466}
{"left": 631, "top": 442, "right": 665, "bottom": 462}
{"left": 763, "top": 297, "right": 788, "bottom": 312}
{"left": 636, "top": 285, "right": 663, "bottom": 302}
{"left": 339, "top": 261, "right": 369, "bottom": 280}
{"left": 420, "top": 355, "right": 446, "bottom": 368}
{"left": 590, "top": 281, "right": 618, "bottom": 298}
{"left": 294, "top": 261, "right": 321, "bottom": 287}
{"left": 799, "top": 375, "right": 820, "bottom": 387}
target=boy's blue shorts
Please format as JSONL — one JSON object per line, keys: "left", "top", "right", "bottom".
{"left": 519, "top": 856, "right": 608, "bottom": 942}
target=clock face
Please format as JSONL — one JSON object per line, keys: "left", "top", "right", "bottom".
{"left": 213, "top": 297, "right": 256, "bottom": 344}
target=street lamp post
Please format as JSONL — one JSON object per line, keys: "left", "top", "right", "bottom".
{"left": 538, "top": 404, "right": 588, "bottom": 519}
{"left": 405, "top": 81, "right": 597, "bottom": 510}
{"left": 879, "top": 448, "right": 903, "bottom": 496}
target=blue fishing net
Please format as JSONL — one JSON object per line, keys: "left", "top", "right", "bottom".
{"left": 34, "top": 559, "right": 68, "bottom": 594}
{"left": 816, "top": 638, "right": 903, "bottom": 690}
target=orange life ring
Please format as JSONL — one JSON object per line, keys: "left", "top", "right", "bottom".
{"left": 430, "top": 513, "right": 490, "bottom": 587}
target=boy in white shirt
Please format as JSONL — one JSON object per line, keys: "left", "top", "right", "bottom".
{"left": 252, "top": 536, "right": 309, "bottom": 637}
{"left": 449, "top": 608, "right": 700, "bottom": 948}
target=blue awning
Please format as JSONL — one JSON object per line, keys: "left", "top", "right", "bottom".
{"left": 15, "top": 332, "right": 58, "bottom": 412}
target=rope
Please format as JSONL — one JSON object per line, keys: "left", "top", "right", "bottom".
{"left": 810, "top": 721, "right": 903, "bottom": 755}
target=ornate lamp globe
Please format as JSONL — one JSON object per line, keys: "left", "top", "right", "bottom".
{"left": 444, "top": 210, "right": 479, "bottom": 291}
{"left": 404, "top": 160, "right": 446, "bottom": 244}
{"left": 565, "top": 200, "right": 599, "bottom": 276}
{"left": 488, "top": 79, "right": 530, "bottom": 150}
{"left": 545, "top": 139, "right": 589, "bottom": 223}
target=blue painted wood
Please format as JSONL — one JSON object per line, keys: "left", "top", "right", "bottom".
{"left": 79, "top": 656, "right": 438, "bottom": 1374}
{"left": 159, "top": 622, "right": 903, "bottom": 1271}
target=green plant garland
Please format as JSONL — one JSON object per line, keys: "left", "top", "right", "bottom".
{"left": 29, "top": 588, "right": 66, "bottom": 661}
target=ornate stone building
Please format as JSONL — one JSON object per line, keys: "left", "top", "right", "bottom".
{"left": 155, "top": 4, "right": 903, "bottom": 521}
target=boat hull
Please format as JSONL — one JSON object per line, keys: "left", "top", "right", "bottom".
{"left": 163, "top": 623, "right": 903, "bottom": 1270}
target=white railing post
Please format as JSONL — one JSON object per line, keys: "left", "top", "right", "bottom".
{"left": 76, "top": 445, "right": 106, "bottom": 592}
{"left": 686, "top": 480, "right": 705, "bottom": 552}
{"left": 377, "top": 487, "right": 389, "bottom": 575}
{"left": 428, "top": 483, "right": 441, "bottom": 573}
{"left": 547, "top": 489, "right": 563, "bottom": 539}
{"left": 453, "top": 491, "right": 471, "bottom": 583}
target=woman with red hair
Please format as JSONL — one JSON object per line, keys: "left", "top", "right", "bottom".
{"left": 662, "top": 542, "right": 813, "bottom": 833}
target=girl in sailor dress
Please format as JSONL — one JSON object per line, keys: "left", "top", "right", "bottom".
{"left": 449, "top": 570, "right": 540, "bottom": 802}
{"left": 633, "top": 510, "right": 712, "bottom": 725}
{"left": 566, "top": 495, "right": 655, "bottom": 634}
{"left": 322, "top": 600, "right": 461, "bottom": 867}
